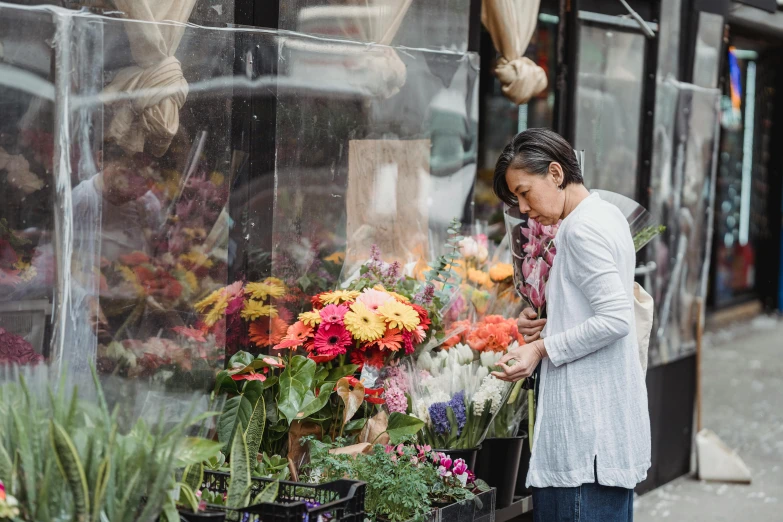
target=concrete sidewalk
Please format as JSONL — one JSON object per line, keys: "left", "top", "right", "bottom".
{"left": 634, "top": 315, "right": 783, "bottom": 522}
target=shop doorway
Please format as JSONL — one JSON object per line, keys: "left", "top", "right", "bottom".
{"left": 709, "top": 32, "right": 783, "bottom": 311}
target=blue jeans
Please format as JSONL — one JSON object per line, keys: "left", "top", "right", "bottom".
{"left": 532, "top": 465, "right": 633, "bottom": 522}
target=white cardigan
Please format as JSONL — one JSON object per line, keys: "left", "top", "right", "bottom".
{"left": 528, "top": 193, "right": 651, "bottom": 489}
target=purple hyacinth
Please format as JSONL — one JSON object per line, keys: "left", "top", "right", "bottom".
{"left": 429, "top": 401, "right": 451, "bottom": 435}
{"left": 449, "top": 391, "right": 466, "bottom": 436}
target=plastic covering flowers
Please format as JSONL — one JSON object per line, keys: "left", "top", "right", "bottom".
{"left": 401, "top": 358, "right": 513, "bottom": 449}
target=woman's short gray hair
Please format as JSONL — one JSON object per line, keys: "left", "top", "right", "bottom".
{"left": 493, "top": 128, "right": 583, "bottom": 206}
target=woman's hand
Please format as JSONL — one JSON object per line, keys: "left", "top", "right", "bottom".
{"left": 492, "top": 340, "right": 547, "bottom": 382}
{"left": 517, "top": 307, "right": 547, "bottom": 343}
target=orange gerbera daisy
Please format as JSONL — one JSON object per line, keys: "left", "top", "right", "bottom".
{"left": 273, "top": 320, "right": 314, "bottom": 350}
{"left": 371, "top": 328, "right": 404, "bottom": 352}
{"left": 249, "top": 316, "right": 288, "bottom": 347}
{"left": 466, "top": 324, "right": 511, "bottom": 352}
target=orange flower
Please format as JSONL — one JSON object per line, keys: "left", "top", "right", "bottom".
{"left": 118, "top": 251, "right": 150, "bottom": 266}
{"left": 371, "top": 328, "right": 404, "bottom": 352}
{"left": 442, "top": 319, "right": 471, "bottom": 349}
{"left": 467, "top": 324, "right": 511, "bottom": 352}
{"left": 273, "top": 320, "right": 314, "bottom": 350}
{"left": 489, "top": 263, "right": 514, "bottom": 282}
{"left": 249, "top": 316, "right": 288, "bottom": 347}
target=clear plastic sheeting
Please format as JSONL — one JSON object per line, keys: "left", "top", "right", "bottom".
{"left": 279, "top": 0, "right": 472, "bottom": 52}
{"left": 573, "top": 25, "right": 646, "bottom": 200}
{"left": 0, "top": 2, "right": 479, "bottom": 390}
{"left": 647, "top": 80, "right": 721, "bottom": 366}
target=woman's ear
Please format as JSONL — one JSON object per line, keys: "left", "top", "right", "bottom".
{"left": 549, "top": 162, "right": 565, "bottom": 188}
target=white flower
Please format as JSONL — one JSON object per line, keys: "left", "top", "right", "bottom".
{"left": 417, "top": 352, "right": 433, "bottom": 371}
{"left": 455, "top": 471, "right": 469, "bottom": 487}
{"left": 471, "top": 375, "right": 508, "bottom": 416}
{"left": 475, "top": 366, "right": 489, "bottom": 382}
{"left": 476, "top": 245, "right": 489, "bottom": 264}
{"left": 454, "top": 343, "right": 474, "bottom": 365}
{"left": 480, "top": 351, "right": 502, "bottom": 368}
{"left": 458, "top": 237, "right": 479, "bottom": 259}
{"left": 413, "top": 398, "right": 431, "bottom": 424}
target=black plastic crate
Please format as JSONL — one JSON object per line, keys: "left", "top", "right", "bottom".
{"left": 200, "top": 470, "right": 366, "bottom": 522}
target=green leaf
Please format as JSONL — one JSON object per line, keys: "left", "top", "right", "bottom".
{"left": 277, "top": 356, "right": 316, "bottom": 423}
{"left": 177, "top": 438, "right": 223, "bottom": 468}
{"left": 326, "top": 364, "right": 359, "bottom": 382}
{"left": 244, "top": 395, "right": 266, "bottom": 461}
{"left": 182, "top": 462, "right": 204, "bottom": 492}
{"left": 314, "top": 367, "right": 329, "bottom": 386}
{"left": 229, "top": 351, "right": 255, "bottom": 368}
{"left": 178, "top": 482, "right": 200, "bottom": 513}
{"left": 298, "top": 274, "right": 312, "bottom": 292}
{"left": 218, "top": 380, "right": 265, "bottom": 453}
{"left": 214, "top": 371, "right": 239, "bottom": 395}
{"left": 251, "top": 480, "right": 279, "bottom": 506}
{"left": 386, "top": 413, "right": 425, "bottom": 444}
{"left": 227, "top": 429, "right": 251, "bottom": 509}
{"left": 296, "top": 382, "right": 334, "bottom": 420}
{"left": 0, "top": 444, "right": 12, "bottom": 484}
{"left": 344, "top": 418, "right": 368, "bottom": 431}
{"left": 92, "top": 455, "right": 111, "bottom": 522}
{"left": 50, "top": 420, "right": 90, "bottom": 520}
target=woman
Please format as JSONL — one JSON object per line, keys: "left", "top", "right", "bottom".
{"left": 491, "top": 129, "right": 650, "bottom": 522}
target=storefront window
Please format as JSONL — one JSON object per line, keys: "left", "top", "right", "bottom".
{"left": 0, "top": 3, "right": 478, "bottom": 390}
{"left": 712, "top": 44, "right": 773, "bottom": 307}
{"left": 573, "top": 24, "right": 646, "bottom": 200}
{"left": 475, "top": 12, "right": 558, "bottom": 241}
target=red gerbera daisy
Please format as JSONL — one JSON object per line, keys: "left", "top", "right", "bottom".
{"left": 313, "top": 324, "right": 352, "bottom": 357}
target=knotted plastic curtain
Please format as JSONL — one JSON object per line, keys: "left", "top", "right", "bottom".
{"left": 102, "top": 0, "right": 197, "bottom": 157}
{"left": 481, "top": 0, "right": 548, "bottom": 105}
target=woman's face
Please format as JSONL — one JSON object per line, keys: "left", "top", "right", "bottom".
{"left": 505, "top": 163, "right": 565, "bottom": 226}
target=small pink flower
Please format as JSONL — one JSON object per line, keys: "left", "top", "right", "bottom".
{"left": 410, "top": 456, "right": 419, "bottom": 465}
{"left": 319, "top": 304, "right": 348, "bottom": 330}
{"left": 440, "top": 456, "right": 453, "bottom": 470}
{"left": 396, "top": 444, "right": 405, "bottom": 456}
{"left": 453, "top": 458, "right": 468, "bottom": 476}
{"left": 438, "top": 466, "right": 452, "bottom": 478}
{"left": 384, "top": 445, "right": 394, "bottom": 454}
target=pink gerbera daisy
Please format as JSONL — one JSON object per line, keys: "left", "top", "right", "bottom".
{"left": 319, "top": 304, "right": 348, "bottom": 331}
{"left": 356, "top": 288, "right": 393, "bottom": 313}
{"left": 411, "top": 324, "right": 427, "bottom": 344}
{"left": 313, "top": 324, "right": 352, "bottom": 357}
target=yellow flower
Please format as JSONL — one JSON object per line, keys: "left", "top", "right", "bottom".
{"left": 181, "top": 270, "right": 199, "bottom": 293}
{"left": 117, "top": 265, "right": 138, "bottom": 285}
{"left": 319, "top": 290, "right": 361, "bottom": 305}
{"left": 489, "top": 263, "right": 514, "bottom": 282}
{"left": 467, "top": 268, "right": 492, "bottom": 288}
{"left": 246, "top": 280, "right": 286, "bottom": 300}
{"left": 372, "top": 284, "right": 410, "bottom": 303}
{"left": 299, "top": 311, "right": 322, "bottom": 327}
{"left": 324, "top": 251, "right": 346, "bottom": 264}
{"left": 195, "top": 288, "right": 221, "bottom": 312}
{"left": 241, "top": 300, "right": 278, "bottom": 321}
{"left": 344, "top": 302, "right": 386, "bottom": 341}
{"left": 180, "top": 250, "right": 214, "bottom": 269}
{"left": 210, "top": 171, "right": 225, "bottom": 187}
{"left": 265, "top": 277, "right": 286, "bottom": 287}
{"left": 204, "top": 297, "right": 229, "bottom": 327}
{"left": 19, "top": 266, "right": 37, "bottom": 283}
{"left": 377, "top": 300, "right": 420, "bottom": 332}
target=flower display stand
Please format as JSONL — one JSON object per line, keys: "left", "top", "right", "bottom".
{"left": 411, "top": 488, "right": 496, "bottom": 522}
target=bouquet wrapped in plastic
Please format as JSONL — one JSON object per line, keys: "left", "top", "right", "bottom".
{"left": 400, "top": 355, "right": 514, "bottom": 450}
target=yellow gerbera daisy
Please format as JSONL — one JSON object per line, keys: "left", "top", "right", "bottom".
{"left": 195, "top": 288, "right": 221, "bottom": 312}
{"left": 241, "top": 300, "right": 278, "bottom": 321}
{"left": 204, "top": 295, "right": 229, "bottom": 327}
{"left": 343, "top": 302, "right": 386, "bottom": 341}
{"left": 265, "top": 277, "right": 286, "bottom": 288}
{"left": 299, "top": 311, "right": 322, "bottom": 327}
{"left": 319, "top": 290, "right": 361, "bottom": 305}
{"left": 376, "top": 300, "right": 420, "bottom": 332}
{"left": 246, "top": 280, "right": 286, "bottom": 300}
